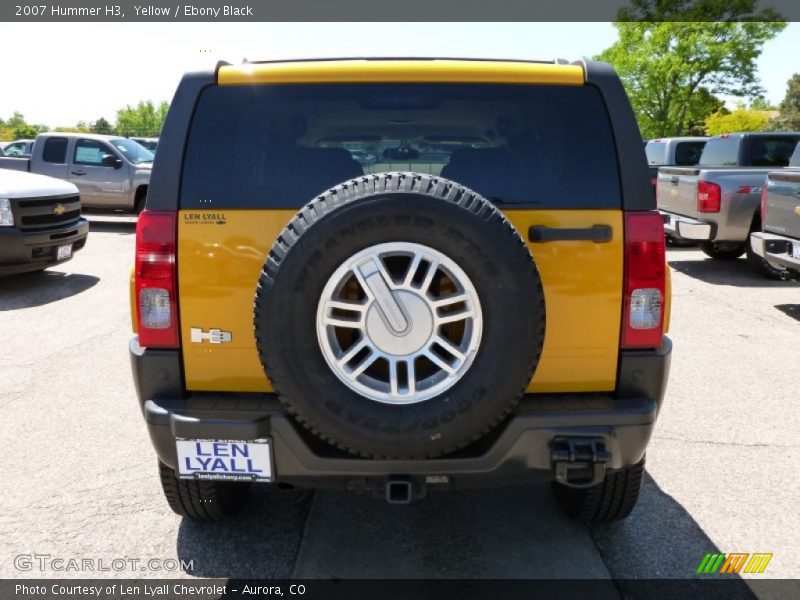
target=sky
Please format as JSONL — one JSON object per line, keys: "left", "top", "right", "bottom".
{"left": 1, "top": 22, "right": 798, "bottom": 126}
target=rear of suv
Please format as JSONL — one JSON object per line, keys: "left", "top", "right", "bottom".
{"left": 130, "top": 59, "right": 671, "bottom": 522}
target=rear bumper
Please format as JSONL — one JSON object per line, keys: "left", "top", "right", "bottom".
{"left": 130, "top": 336, "right": 672, "bottom": 490}
{"left": 750, "top": 231, "right": 800, "bottom": 273}
{"left": 660, "top": 210, "right": 713, "bottom": 241}
{"left": 0, "top": 219, "right": 89, "bottom": 276}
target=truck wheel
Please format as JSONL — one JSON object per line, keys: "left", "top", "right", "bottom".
{"left": 134, "top": 188, "right": 147, "bottom": 214}
{"left": 254, "top": 172, "right": 546, "bottom": 459}
{"left": 551, "top": 458, "right": 645, "bottom": 523}
{"left": 700, "top": 241, "right": 746, "bottom": 260}
{"left": 158, "top": 461, "right": 251, "bottom": 519}
{"left": 746, "top": 229, "right": 788, "bottom": 281}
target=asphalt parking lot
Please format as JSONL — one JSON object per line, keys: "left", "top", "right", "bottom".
{"left": 1, "top": 215, "right": 798, "bottom": 594}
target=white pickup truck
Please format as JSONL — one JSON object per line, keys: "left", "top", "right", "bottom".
{"left": 0, "top": 133, "right": 152, "bottom": 212}
{"left": 0, "top": 169, "right": 88, "bottom": 275}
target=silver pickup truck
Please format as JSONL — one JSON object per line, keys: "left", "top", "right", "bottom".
{"left": 657, "top": 132, "right": 800, "bottom": 278}
{"left": 0, "top": 133, "right": 152, "bottom": 212}
{"left": 750, "top": 142, "right": 800, "bottom": 278}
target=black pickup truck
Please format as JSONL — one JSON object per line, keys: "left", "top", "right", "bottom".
{"left": 750, "top": 142, "right": 800, "bottom": 277}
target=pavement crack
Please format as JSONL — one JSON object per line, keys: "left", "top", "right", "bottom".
{"left": 654, "top": 433, "right": 799, "bottom": 449}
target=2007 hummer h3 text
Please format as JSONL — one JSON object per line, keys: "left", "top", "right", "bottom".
{"left": 130, "top": 58, "right": 672, "bottom": 522}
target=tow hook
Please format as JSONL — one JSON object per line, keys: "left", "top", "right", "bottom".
{"left": 551, "top": 437, "right": 611, "bottom": 488}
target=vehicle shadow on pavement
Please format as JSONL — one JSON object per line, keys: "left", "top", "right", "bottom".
{"left": 176, "top": 483, "right": 616, "bottom": 581}
{"left": 174, "top": 476, "right": 756, "bottom": 594}
{"left": 668, "top": 258, "right": 800, "bottom": 288}
{"left": 176, "top": 486, "right": 315, "bottom": 579}
{"left": 86, "top": 219, "right": 136, "bottom": 235}
{"left": 774, "top": 304, "right": 800, "bottom": 322}
{"left": 590, "top": 473, "right": 755, "bottom": 599}
{"left": 0, "top": 270, "right": 99, "bottom": 310}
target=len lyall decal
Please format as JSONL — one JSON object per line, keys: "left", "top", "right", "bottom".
{"left": 696, "top": 552, "right": 773, "bottom": 574}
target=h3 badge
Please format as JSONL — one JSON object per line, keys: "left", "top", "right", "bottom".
{"left": 190, "top": 327, "right": 232, "bottom": 344}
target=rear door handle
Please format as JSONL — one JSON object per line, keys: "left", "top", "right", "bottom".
{"left": 71, "top": 170, "right": 86, "bottom": 176}
{"left": 528, "top": 225, "right": 613, "bottom": 243}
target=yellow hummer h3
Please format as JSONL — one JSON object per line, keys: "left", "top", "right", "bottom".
{"left": 130, "top": 58, "right": 671, "bottom": 521}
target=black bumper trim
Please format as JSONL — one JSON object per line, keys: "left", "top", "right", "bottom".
{"left": 144, "top": 394, "right": 656, "bottom": 487}
{"left": 131, "top": 337, "right": 671, "bottom": 488}
{"left": 0, "top": 218, "right": 89, "bottom": 275}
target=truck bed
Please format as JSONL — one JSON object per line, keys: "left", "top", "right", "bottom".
{"left": 0, "top": 157, "right": 31, "bottom": 172}
{"left": 657, "top": 166, "right": 773, "bottom": 242}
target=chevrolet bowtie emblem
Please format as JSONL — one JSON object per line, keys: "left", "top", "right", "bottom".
{"left": 795, "top": 206, "right": 800, "bottom": 216}
{"left": 53, "top": 203, "right": 65, "bottom": 215}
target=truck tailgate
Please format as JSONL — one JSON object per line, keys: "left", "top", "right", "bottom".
{"left": 656, "top": 167, "right": 699, "bottom": 217}
{"left": 0, "top": 157, "right": 31, "bottom": 172}
{"left": 766, "top": 169, "right": 800, "bottom": 239}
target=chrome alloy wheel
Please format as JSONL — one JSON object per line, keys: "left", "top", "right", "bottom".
{"left": 316, "top": 242, "right": 483, "bottom": 405}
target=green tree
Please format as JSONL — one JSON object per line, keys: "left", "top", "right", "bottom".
{"left": 597, "top": 4, "right": 785, "bottom": 138}
{"left": 704, "top": 105, "right": 771, "bottom": 135}
{"left": 684, "top": 88, "right": 726, "bottom": 135}
{"left": 772, "top": 74, "right": 800, "bottom": 131}
{"left": 618, "top": 0, "right": 782, "bottom": 21}
{"left": 91, "top": 117, "right": 113, "bottom": 134}
{"left": 115, "top": 100, "right": 169, "bottom": 137}
{"left": 750, "top": 97, "right": 776, "bottom": 111}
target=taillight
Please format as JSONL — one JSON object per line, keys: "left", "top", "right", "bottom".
{"left": 760, "top": 181, "right": 768, "bottom": 225}
{"left": 697, "top": 180, "right": 721, "bottom": 213}
{"left": 135, "top": 210, "right": 179, "bottom": 348}
{"left": 622, "top": 212, "right": 666, "bottom": 349}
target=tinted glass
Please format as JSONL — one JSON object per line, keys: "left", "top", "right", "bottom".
{"left": 181, "top": 84, "right": 622, "bottom": 210}
{"left": 74, "top": 139, "right": 115, "bottom": 166}
{"left": 674, "top": 141, "right": 705, "bottom": 166}
{"left": 699, "top": 137, "right": 740, "bottom": 166}
{"left": 42, "top": 137, "right": 67, "bottom": 163}
{"left": 746, "top": 135, "right": 800, "bottom": 167}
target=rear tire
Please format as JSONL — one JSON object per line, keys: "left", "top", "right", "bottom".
{"left": 551, "top": 458, "right": 645, "bottom": 523}
{"left": 700, "top": 241, "right": 746, "bottom": 260}
{"left": 158, "top": 461, "right": 251, "bottom": 519}
{"left": 134, "top": 188, "right": 147, "bottom": 214}
{"left": 746, "top": 225, "right": 787, "bottom": 280}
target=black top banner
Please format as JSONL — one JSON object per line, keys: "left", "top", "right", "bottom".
{"left": 1, "top": 0, "right": 799, "bottom": 22}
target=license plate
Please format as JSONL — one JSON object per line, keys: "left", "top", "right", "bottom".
{"left": 176, "top": 439, "right": 273, "bottom": 482}
{"left": 792, "top": 243, "right": 800, "bottom": 260}
{"left": 56, "top": 244, "right": 72, "bottom": 261}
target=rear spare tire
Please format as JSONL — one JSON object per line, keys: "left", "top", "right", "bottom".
{"left": 254, "top": 173, "right": 545, "bottom": 459}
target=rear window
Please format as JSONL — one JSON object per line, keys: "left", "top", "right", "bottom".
{"left": 699, "top": 137, "right": 740, "bottom": 166}
{"left": 180, "top": 83, "right": 621, "bottom": 210}
{"left": 42, "top": 137, "right": 67, "bottom": 163}
{"left": 746, "top": 135, "right": 800, "bottom": 167}
{"left": 674, "top": 141, "right": 705, "bottom": 166}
